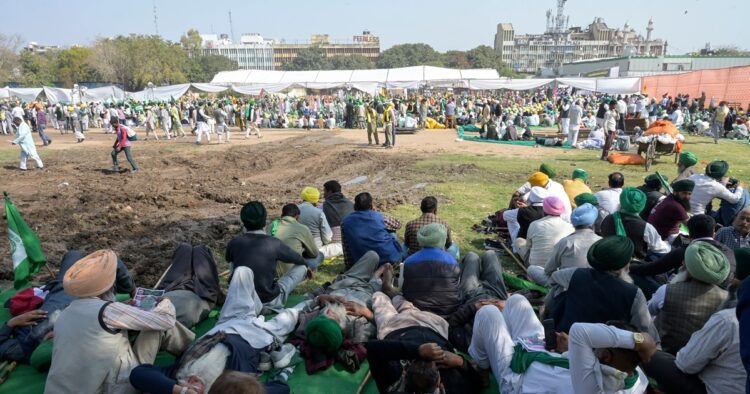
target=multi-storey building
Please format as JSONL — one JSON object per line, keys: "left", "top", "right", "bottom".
{"left": 200, "top": 33, "right": 275, "bottom": 71}
{"left": 494, "top": 0, "right": 666, "bottom": 74}
{"left": 272, "top": 31, "right": 380, "bottom": 69}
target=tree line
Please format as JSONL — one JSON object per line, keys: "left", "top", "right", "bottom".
{"left": 0, "top": 30, "right": 520, "bottom": 91}
{"left": 0, "top": 32, "right": 237, "bottom": 91}
{"left": 284, "top": 43, "right": 520, "bottom": 78}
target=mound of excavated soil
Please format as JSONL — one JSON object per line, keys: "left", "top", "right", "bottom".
{"left": 0, "top": 133, "right": 437, "bottom": 285}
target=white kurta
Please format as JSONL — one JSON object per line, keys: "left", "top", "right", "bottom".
{"left": 12, "top": 121, "right": 43, "bottom": 169}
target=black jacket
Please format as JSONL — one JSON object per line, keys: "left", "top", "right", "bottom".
{"left": 322, "top": 192, "right": 354, "bottom": 228}
{"left": 225, "top": 233, "right": 306, "bottom": 302}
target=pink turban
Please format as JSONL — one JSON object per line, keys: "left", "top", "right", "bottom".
{"left": 543, "top": 196, "right": 565, "bottom": 216}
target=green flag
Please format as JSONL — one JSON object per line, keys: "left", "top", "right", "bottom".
{"left": 4, "top": 192, "right": 46, "bottom": 288}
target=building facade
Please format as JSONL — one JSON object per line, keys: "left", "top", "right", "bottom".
{"left": 272, "top": 31, "right": 380, "bottom": 69}
{"left": 200, "top": 33, "right": 275, "bottom": 71}
{"left": 494, "top": 0, "right": 666, "bottom": 74}
{"left": 559, "top": 55, "right": 750, "bottom": 77}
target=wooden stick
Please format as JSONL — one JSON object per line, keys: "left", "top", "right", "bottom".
{"left": 497, "top": 239, "right": 529, "bottom": 276}
{"left": 219, "top": 270, "right": 230, "bottom": 278}
{"left": 44, "top": 263, "right": 56, "bottom": 279}
{"left": 153, "top": 264, "right": 172, "bottom": 288}
{"left": 356, "top": 371, "right": 372, "bottom": 394}
{"left": 0, "top": 362, "right": 17, "bottom": 385}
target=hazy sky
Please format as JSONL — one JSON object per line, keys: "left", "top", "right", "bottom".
{"left": 3, "top": 0, "right": 745, "bottom": 54}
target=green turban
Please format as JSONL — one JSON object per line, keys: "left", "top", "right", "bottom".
{"left": 685, "top": 242, "right": 730, "bottom": 285}
{"left": 305, "top": 316, "right": 343, "bottom": 354}
{"left": 679, "top": 152, "right": 698, "bottom": 167}
{"left": 735, "top": 248, "right": 750, "bottom": 281}
{"left": 587, "top": 236, "right": 634, "bottom": 271}
{"left": 240, "top": 201, "right": 267, "bottom": 231}
{"left": 572, "top": 168, "right": 588, "bottom": 181}
{"left": 706, "top": 160, "right": 729, "bottom": 180}
{"left": 574, "top": 192, "right": 599, "bottom": 207}
{"left": 417, "top": 223, "right": 447, "bottom": 249}
{"left": 30, "top": 340, "right": 53, "bottom": 371}
{"left": 539, "top": 163, "right": 557, "bottom": 178}
{"left": 619, "top": 187, "right": 647, "bottom": 214}
{"left": 672, "top": 179, "right": 695, "bottom": 193}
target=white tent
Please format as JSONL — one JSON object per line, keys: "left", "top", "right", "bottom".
{"left": 556, "top": 77, "right": 641, "bottom": 95}
{"left": 7, "top": 88, "right": 43, "bottom": 102}
{"left": 210, "top": 66, "right": 501, "bottom": 91}
{"left": 468, "top": 78, "right": 553, "bottom": 91}
{"left": 128, "top": 83, "right": 191, "bottom": 101}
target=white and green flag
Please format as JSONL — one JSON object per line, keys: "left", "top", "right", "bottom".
{"left": 4, "top": 192, "right": 46, "bottom": 288}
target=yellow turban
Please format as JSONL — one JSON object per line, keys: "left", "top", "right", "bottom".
{"left": 301, "top": 187, "right": 320, "bottom": 204}
{"left": 528, "top": 172, "right": 550, "bottom": 187}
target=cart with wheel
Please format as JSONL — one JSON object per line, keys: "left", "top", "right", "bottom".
{"left": 636, "top": 120, "right": 684, "bottom": 171}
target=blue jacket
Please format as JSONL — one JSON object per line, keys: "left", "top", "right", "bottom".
{"left": 403, "top": 247, "right": 462, "bottom": 317}
{"left": 342, "top": 210, "right": 402, "bottom": 265}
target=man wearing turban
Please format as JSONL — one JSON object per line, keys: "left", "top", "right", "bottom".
{"left": 675, "top": 151, "right": 698, "bottom": 182}
{"left": 298, "top": 187, "right": 341, "bottom": 258}
{"left": 530, "top": 203, "right": 602, "bottom": 286}
{"left": 399, "top": 224, "right": 462, "bottom": 317}
{"left": 649, "top": 242, "right": 730, "bottom": 354}
{"left": 688, "top": 160, "right": 746, "bottom": 216}
{"left": 648, "top": 179, "right": 693, "bottom": 241}
{"left": 547, "top": 236, "right": 660, "bottom": 343}
{"left": 636, "top": 174, "right": 667, "bottom": 221}
{"left": 514, "top": 166, "right": 572, "bottom": 222}
{"left": 517, "top": 196, "right": 574, "bottom": 269}
{"left": 562, "top": 168, "right": 592, "bottom": 208}
{"left": 601, "top": 187, "right": 671, "bottom": 260}
{"left": 46, "top": 250, "right": 194, "bottom": 394}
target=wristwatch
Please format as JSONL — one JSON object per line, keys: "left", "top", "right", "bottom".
{"left": 633, "top": 332, "right": 645, "bottom": 349}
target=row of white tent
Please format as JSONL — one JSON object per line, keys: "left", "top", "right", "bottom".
{"left": 1, "top": 65, "right": 643, "bottom": 104}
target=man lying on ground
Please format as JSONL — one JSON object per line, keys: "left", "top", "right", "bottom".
{"left": 130, "top": 266, "right": 300, "bottom": 394}
{"left": 157, "top": 243, "right": 222, "bottom": 328}
{"left": 364, "top": 291, "right": 484, "bottom": 394}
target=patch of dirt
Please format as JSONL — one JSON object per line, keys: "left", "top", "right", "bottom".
{"left": 0, "top": 132, "right": 434, "bottom": 285}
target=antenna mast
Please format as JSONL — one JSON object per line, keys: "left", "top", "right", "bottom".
{"left": 229, "top": 11, "right": 235, "bottom": 43}
{"left": 153, "top": 0, "right": 159, "bottom": 36}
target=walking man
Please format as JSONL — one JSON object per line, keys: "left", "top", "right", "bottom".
{"left": 160, "top": 104, "right": 172, "bottom": 140}
{"left": 110, "top": 118, "right": 138, "bottom": 173}
{"left": 169, "top": 103, "right": 185, "bottom": 138}
{"left": 9, "top": 115, "right": 43, "bottom": 170}
{"left": 213, "top": 105, "right": 229, "bottom": 144}
{"left": 35, "top": 104, "right": 52, "bottom": 146}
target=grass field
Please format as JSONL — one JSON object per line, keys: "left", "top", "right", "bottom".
{"left": 299, "top": 135, "right": 749, "bottom": 291}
